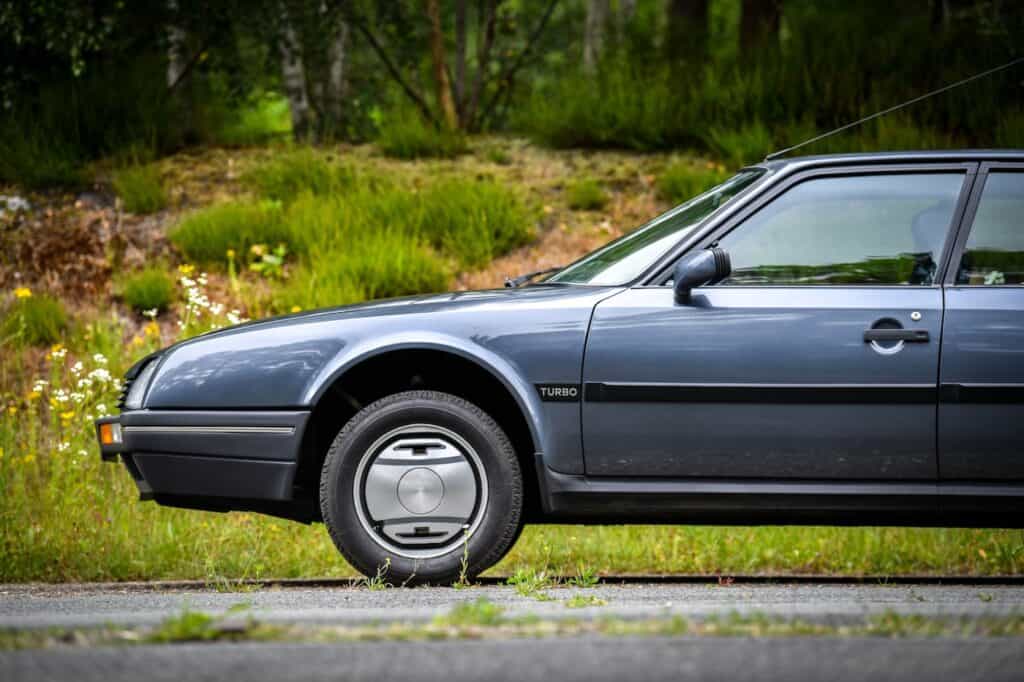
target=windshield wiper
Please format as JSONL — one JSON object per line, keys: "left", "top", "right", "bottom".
{"left": 504, "top": 266, "right": 562, "bottom": 288}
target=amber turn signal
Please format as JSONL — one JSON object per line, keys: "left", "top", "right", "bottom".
{"left": 99, "top": 423, "right": 122, "bottom": 445}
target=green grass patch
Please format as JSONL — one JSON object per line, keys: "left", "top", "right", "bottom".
{"left": 241, "top": 148, "right": 356, "bottom": 203}
{"left": 112, "top": 164, "right": 168, "bottom": 214}
{"left": 376, "top": 111, "right": 468, "bottom": 160}
{"left": 215, "top": 93, "right": 292, "bottom": 147}
{"left": 120, "top": 267, "right": 175, "bottom": 313}
{"left": 1, "top": 294, "right": 67, "bottom": 347}
{"left": 566, "top": 178, "right": 609, "bottom": 211}
{"left": 170, "top": 200, "right": 289, "bottom": 265}
{"left": 656, "top": 162, "right": 729, "bottom": 205}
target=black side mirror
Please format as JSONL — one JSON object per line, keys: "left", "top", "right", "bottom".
{"left": 673, "top": 247, "right": 731, "bottom": 304}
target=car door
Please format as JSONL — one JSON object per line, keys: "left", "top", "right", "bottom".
{"left": 940, "top": 164, "right": 1024, "bottom": 479}
{"left": 582, "top": 165, "right": 976, "bottom": 479}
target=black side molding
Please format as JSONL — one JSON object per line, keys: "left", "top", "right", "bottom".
{"left": 584, "top": 382, "right": 935, "bottom": 404}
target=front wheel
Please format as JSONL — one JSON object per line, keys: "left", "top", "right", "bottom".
{"left": 319, "top": 390, "right": 523, "bottom": 585}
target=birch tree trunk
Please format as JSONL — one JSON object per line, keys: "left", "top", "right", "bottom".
{"left": 279, "top": 5, "right": 314, "bottom": 141}
{"left": 323, "top": 18, "right": 350, "bottom": 136}
{"left": 583, "top": 0, "right": 610, "bottom": 73}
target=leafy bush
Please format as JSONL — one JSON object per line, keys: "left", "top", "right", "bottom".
{"left": 242, "top": 148, "right": 356, "bottom": 203}
{"left": 566, "top": 178, "right": 609, "bottom": 211}
{"left": 2, "top": 294, "right": 67, "bottom": 347}
{"left": 121, "top": 268, "right": 174, "bottom": 313}
{"left": 376, "top": 111, "right": 468, "bottom": 160}
{"left": 215, "top": 93, "right": 292, "bottom": 147}
{"left": 112, "top": 164, "right": 169, "bottom": 214}
{"left": 417, "top": 180, "right": 536, "bottom": 269}
{"left": 656, "top": 162, "right": 729, "bottom": 205}
{"left": 170, "top": 201, "right": 290, "bottom": 265}
{"left": 703, "top": 121, "right": 774, "bottom": 169}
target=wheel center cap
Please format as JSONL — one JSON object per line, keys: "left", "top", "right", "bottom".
{"left": 396, "top": 467, "right": 444, "bottom": 515}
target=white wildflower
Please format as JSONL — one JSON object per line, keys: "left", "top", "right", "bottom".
{"left": 57, "top": 441, "right": 70, "bottom": 453}
{"left": 92, "top": 353, "right": 108, "bottom": 365}
{"left": 143, "top": 308, "right": 159, "bottom": 320}
{"left": 71, "top": 361, "right": 84, "bottom": 375}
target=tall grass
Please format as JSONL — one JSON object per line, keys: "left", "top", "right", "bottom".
{"left": 170, "top": 201, "right": 290, "bottom": 264}
{"left": 656, "top": 162, "right": 729, "bottom": 205}
{"left": 112, "top": 164, "right": 169, "bottom": 214}
{"left": 241, "top": 148, "right": 357, "bottom": 203}
{"left": 1, "top": 294, "right": 68, "bottom": 348}
{"left": 120, "top": 267, "right": 175, "bottom": 313}
{"left": 376, "top": 110, "right": 469, "bottom": 160}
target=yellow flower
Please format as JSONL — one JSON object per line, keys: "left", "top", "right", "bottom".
{"left": 226, "top": 249, "right": 236, "bottom": 260}
{"left": 0, "top": 446, "right": 4, "bottom": 459}
{"left": 250, "top": 243, "right": 266, "bottom": 257}
{"left": 178, "top": 264, "right": 195, "bottom": 275}
{"left": 22, "top": 454, "right": 35, "bottom": 465}
{"left": 290, "top": 305, "right": 302, "bottom": 313}
{"left": 14, "top": 287, "right": 32, "bottom": 299}
{"left": 50, "top": 343, "right": 64, "bottom": 354}
{"left": 144, "top": 321, "right": 160, "bottom": 338}
{"left": 6, "top": 405, "right": 16, "bottom": 415}
{"left": 60, "top": 410, "right": 75, "bottom": 422}
{"left": 130, "top": 335, "right": 144, "bottom": 347}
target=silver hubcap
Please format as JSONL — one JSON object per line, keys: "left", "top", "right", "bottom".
{"left": 353, "top": 424, "right": 487, "bottom": 559}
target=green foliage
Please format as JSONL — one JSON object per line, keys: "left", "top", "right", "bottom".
{"left": 1, "top": 295, "right": 67, "bottom": 347}
{"left": 215, "top": 93, "right": 292, "bottom": 147}
{"left": 241, "top": 148, "right": 356, "bottom": 203}
{"left": 485, "top": 147, "right": 513, "bottom": 165}
{"left": 112, "top": 164, "right": 168, "bottom": 214}
{"left": 437, "top": 599, "right": 506, "bottom": 627}
{"left": 566, "top": 178, "right": 609, "bottom": 211}
{"left": 703, "top": 122, "right": 774, "bottom": 169}
{"left": 416, "top": 180, "right": 535, "bottom": 269}
{"left": 995, "top": 111, "right": 1024, "bottom": 148}
{"left": 248, "top": 244, "right": 289, "bottom": 280}
{"left": 656, "top": 162, "right": 729, "bottom": 204}
{"left": 120, "top": 268, "right": 174, "bottom": 313}
{"left": 170, "top": 201, "right": 289, "bottom": 265}
{"left": 376, "top": 111, "right": 468, "bottom": 160}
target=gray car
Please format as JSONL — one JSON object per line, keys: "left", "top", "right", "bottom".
{"left": 96, "top": 150, "right": 1024, "bottom": 584}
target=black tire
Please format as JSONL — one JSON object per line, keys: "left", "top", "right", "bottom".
{"left": 319, "top": 390, "right": 523, "bottom": 585}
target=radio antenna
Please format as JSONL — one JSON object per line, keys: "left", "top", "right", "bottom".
{"left": 764, "top": 56, "right": 1024, "bottom": 161}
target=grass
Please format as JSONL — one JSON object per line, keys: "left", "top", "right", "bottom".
{"left": 376, "top": 111, "right": 469, "bottom": 160}
{"left": 112, "top": 164, "right": 169, "bottom": 214}
{"left": 566, "top": 178, "right": 609, "bottom": 211}
{"left": 120, "top": 268, "right": 175, "bottom": 314}
{"left": 241, "top": 148, "right": 356, "bottom": 203}
{"left": 1, "top": 293, "right": 67, "bottom": 348}
{"left": 656, "top": 161, "right": 730, "bottom": 205}
{"left": 170, "top": 200, "right": 289, "bottom": 265}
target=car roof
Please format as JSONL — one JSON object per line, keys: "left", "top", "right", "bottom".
{"left": 752, "top": 149, "right": 1024, "bottom": 173}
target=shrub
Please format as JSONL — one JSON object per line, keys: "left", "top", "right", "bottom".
{"left": 2, "top": 293, "right": 67, "bottom": 347}
{"left": 417, "top": 180, "right": 536, "bottom": 269}
{"left": 376, "top": 111, "right": 468, "bottom": 160}
{"left": 215, "top": 93, "right": 292, "bottom": 147}
{"left": 170, "top": 201, "right": 290, "bottom": 265}
{"left": 485, "top": 147, "right": 513, "bottom": 165}
{"left": 121, "top": 268, "right": 174, "bottom": 313}
{"left": 242, "top": 148, "right": 356, "bottom": 203}
{"left": 566, "top": 178, "right": 609, "bottom": 211}
{"left": 656, "top": 162, "right": 729, "bottom": 205}
{"left": 995, "top": 111, "right": 1024, "bottom": 148}
{"left": 112, "top": 164, "right": 168, "bottom": 214}
{"left": 703, "top": 121, "right": 774, "bottom": 169}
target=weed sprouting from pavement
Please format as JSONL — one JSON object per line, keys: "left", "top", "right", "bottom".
{"left": 506, "top": 568, "right": 557, "bottom": 601}
{"left": 360, "top": 558, "right": 392, "bottom": 591}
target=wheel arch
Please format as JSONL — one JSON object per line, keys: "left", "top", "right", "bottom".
{"left": 295, "top": 341, "right": 546, "bottom": 521}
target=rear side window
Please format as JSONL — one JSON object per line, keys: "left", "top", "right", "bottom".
{"left": 956, "top": 172, "right": 1024, "bottom": 285}
{"left": 717, "top": 173, "right": 965, "bottom": 285}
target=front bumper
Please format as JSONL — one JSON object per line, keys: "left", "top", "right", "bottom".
{"left": 95, "top": 410, "right": 310, "bottom": 502}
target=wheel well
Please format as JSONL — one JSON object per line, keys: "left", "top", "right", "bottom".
{"left": 294, "top": 349, "right": 542, "bottom": 521}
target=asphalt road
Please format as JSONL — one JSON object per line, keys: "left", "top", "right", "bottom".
{"left": 3, "top": 582, "right": 1024, "bottom": 681}
{"left": 2, "top": 582, "right": 1022, "bottom": 629}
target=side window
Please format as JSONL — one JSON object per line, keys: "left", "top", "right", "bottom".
{"left": 717, "top": 173, "right": 965, "bottom": 286}
{"left": 956, "top": 172, "right": 1024, "bottom": 285}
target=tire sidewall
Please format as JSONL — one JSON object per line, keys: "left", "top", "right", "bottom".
{"left": 321, "top": 392, "right": 521, "bottom": 584}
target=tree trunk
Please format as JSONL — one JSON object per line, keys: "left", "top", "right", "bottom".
{"left": 665, "top": 0, "right": 709, "bottom": 64}
{"left": 427, "top": 0, "right": 459, "bottom": 130}
{"left": 323, "top": 18, "right": 349, "bottom": 137}
{"left": 740, "top": 0, "right": 781, "bottom": 54}
{"left": 279, "top": 5, "right": 314, "bottom": 141}
{"left": 583, "top": 0, "right": 610, "bottom": 73}
{"left": 166, "top": 0, "right": 188, "bottom": 89}
{"left": 454, "top": 0, "right": 467, "bottom": 120}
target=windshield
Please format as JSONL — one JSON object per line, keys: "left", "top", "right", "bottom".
{"left": 546, "top": 169, "right": 766, "bottom": 285}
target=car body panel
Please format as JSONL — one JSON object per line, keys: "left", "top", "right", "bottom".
{"left": 582, "top": 286, "right": 943, "bottom": 478}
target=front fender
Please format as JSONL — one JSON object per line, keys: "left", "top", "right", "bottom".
{"left": 304, "top": 332, "right": 547, "bottom": 461}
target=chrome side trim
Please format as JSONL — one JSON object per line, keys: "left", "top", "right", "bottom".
{"left": 122, "top": 425, "right": 296, "bottom": 435}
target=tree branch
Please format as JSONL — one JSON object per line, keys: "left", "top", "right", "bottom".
{"left": 349, "top": 17, "right": 438, "bottom": 126}
{"left": 167, "top": 38, "right": 211, "bottom": 93}
{"left": 478, "top": 0, "right": 557, "bottom": 126}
